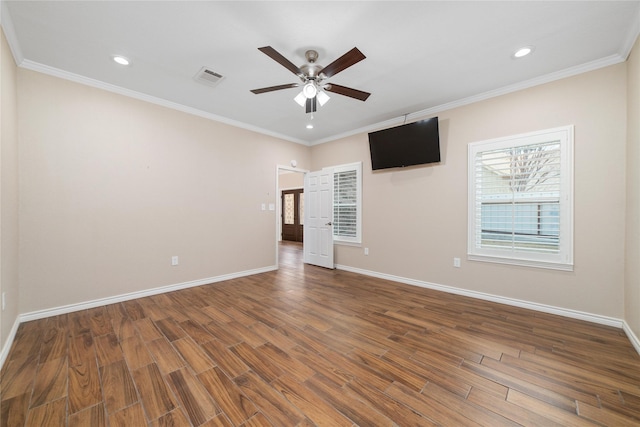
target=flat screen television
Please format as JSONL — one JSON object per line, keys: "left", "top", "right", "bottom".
{"left": 368, "top": 117, "right": 440, "bottom": 170}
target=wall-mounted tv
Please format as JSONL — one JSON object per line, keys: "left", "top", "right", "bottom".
{"left": 368, "top": 117, "right": 440, "bottom": 170}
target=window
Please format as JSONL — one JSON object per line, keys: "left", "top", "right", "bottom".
{"left": 330, "top": 162, "right": 362, "bottom": 244}
{"left": 468, "top": 126, "right": 573, "bottom": 270}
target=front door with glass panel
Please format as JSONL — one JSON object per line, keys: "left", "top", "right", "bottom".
{"left": 282, "top": 189, "right": 304, "bottom": 242}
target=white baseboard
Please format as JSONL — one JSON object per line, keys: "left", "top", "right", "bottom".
{"left": 20, "top": 265, "right": 277, "bottom": 323}
{"left": 0, "top": 316, "right": 21, "bottom": 370}
{"left": 623, "top": 320, "right": 640, "bottom": 355}
{"left": 3, "top": 262, "right": 639, "bottom": 371}
{"left": 336, "top": 264, "right": 626, "bottom": 330}
{"left": 0, "top": 265, "right": 277, "bottom": 372}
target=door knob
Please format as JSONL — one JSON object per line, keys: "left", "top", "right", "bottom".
{"left": 326, "top": 222, "right": 332, "bottom": 226}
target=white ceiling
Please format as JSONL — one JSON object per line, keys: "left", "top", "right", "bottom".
{"left": 2, "top": 1, "right": 639, "bottom": 145}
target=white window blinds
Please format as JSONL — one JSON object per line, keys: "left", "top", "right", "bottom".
{"left": 468, "top": 126, "right": 573, "bottom": 270}
{"left": 330, "top": 162, "right": 362, "bottom": 244}
{"left": 334, "top": 170, "right": 358, "bottom": 238}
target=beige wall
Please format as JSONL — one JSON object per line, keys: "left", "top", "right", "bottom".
{"left": 626, "top": 37, "right": 640, "bottom": 336}
{"left": 279, "top": 171, "right": 304, "bottom": 189}
{"left": 312, "top": 63, "right": 627, "bottom": 318}
{"left": 17, "top": 69, "right": 310, "bottom": 313}
{"left": 1, "top": 29, "right": 20, "bottom": 350}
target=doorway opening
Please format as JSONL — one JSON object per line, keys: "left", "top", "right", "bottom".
{"left": 276, "top": 165, "right": 307, "bottom": 267}
{"left": 281, "top": 189, "right": 304, "bottom": 243}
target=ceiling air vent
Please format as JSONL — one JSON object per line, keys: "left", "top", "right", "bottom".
{"left": 194, "top": 67, "right": 224, "bottom": 88}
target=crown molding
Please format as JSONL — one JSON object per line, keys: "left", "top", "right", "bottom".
{"left": 619, "top": 6, "right": 640, "bottom": 60}
{"left": 19, "top": 59, "right": 310, "bottom": 146}
{"left": 311, "top": 53, "right": 627, "bottom": 146}
{"left": 0, "top": 0, "right": 24, "bottom": 65}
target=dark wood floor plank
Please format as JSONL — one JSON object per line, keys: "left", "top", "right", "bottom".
{"left": 506, "top": 388, "right": 601, "bottom": 427}
{"left": 133, "top": 362, "right": 177, "bottom": 421}
{"left": 109, "top": 402, "right": 147, "bottom": 427}
{"left": 385, "top": 381, "right": 484, "bottom": 426}
{"left": 38, "top": 325, "right": 68, "bottom": 364}
{"left": 257, "top": 342, "right": 315, "bottom": 382}
{"left": 68, "top": 332, "right": 96, "bottom": 368}
{"left": 234, "top": 370, "right": 305, "bottom": 427}
{"left": 100, "top": 359, "right": 138, "bottom": 414}
{"left": 482, "top": 355, "right": 602, "bottom": 407}
{"left": 0, "top": 393, "right": 30, "bottom": 427}
{"left": 304, "top": 373, "right": 395, "bottom": 427}
{"left": 200, "top": 339, "right": 250, "bottom": 379}
{"left": 237, "top": 412, "right": 272, "bottom": 427}
{"left": 68, "top": 358, "right": 102, "bottom": 414}
{"left": 120, "top": 333, "right": 154, "bottom": 370}
{"left": 422, "top": 381, "right": 521, "bottom": 427}
{"left": 30, "top": 356, "right": 68, "bottom": 408}
{"left": 4, "top": 321, "right": 42, "bottom": 364}
{"left": 576, "top": 400, "right": 640, "bottom": 427}
{"left": 155, "top": 318, "right": 188, "bottom": 342}
{"left": 0, "top": 355, "right": 39, "bottom": 401}
{"left": 230, "top": 342, "right": 284, "bottom": 383}
{"left": 167, "top": 367, "right": 219, "bottom": 426}
{"left": 350, "top": 376, "right": 440, "bottom": 426}
{"left": 347, "top": 347, "right": 428, "bottom": 392}
{"left": 467, "top": 387, "right": 565, "bottom": 427}
{"left": 69, "top": 310, "right": 92, "bottom": 336}
{"left": 173, "top": 337, "right": 215, "bottom": 374}
{"left": 461, "top": 358, "right": 578, "bottom": 412}
{"left": 2, "top": 242, "right": 639, "bottom": 426}
{"left": 135, "top": 317, "right": 165, "bottom": 342}
{"left": 94, "top": 333, "right": 123, "bottom": 367}
{"left": 272, "top": 373, "right": 353, "bottom": 427}
{"left": 88, "top": 306, "right": 115, "bottom": 337}
{"left": 179, "top": 319, "right": 216, "bottom": 345}
{"left": 198, "top": 366, "right": 258, "bottom": 426}
{"left": 69, "top": 403, "right": 107, "bottom": 427}
{"left": 146, "top": 337, "right": 186, "bottom": 375}
{"left": 25, "top": 397, "right": 66, "bottom": 426}
{"left": 149, "top": 408, "right": 192, "bottom": 427}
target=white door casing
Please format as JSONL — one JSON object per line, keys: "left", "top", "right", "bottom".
{"left": 303, "top": 169, "right": 334, "bottom": 269}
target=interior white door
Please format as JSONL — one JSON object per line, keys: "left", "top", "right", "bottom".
{"left": 303, "top": 169, "right": 334, "bottom": 269}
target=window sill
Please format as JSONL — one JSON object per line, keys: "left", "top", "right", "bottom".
{"left": 468, "top": 254, "right": 573, "bottom": 272}
{"left": 334, "top": 239, "right": 362, "bottom": 247}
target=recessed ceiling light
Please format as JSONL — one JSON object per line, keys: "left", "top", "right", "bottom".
{"left": 306, "top": 124, "right": 314, "bottom": 129}
{"left": 112, "top": 55, "right": 130, "bottom": 66}
{"left": 513, "top": 46, "right": 534, "bottom": 59}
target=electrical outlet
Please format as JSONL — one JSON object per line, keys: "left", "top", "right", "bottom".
{"left": 364, "top": 247, "right": 369, "bottom": 256}
{"left": 453, "top": 257, "right": 461, "bottom": 268}
{"left": 171, "top": 256, "right": 179, "bottom": 266}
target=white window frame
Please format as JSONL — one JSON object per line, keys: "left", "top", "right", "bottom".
{"left": 468, "top": 126, "right": 574, "bottom": 271}
{"left": 325, "top": 162, "right": 362, "bottom": 245}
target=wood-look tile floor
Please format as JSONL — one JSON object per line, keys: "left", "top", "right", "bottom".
{"left": 2, "top": 241, "right": 640, "bottom": 426}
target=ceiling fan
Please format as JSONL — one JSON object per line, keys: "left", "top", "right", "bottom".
{"left": 250, "top": 46, "right": 371, "bottom": 114}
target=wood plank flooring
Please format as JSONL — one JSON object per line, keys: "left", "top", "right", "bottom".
{"left": 2, "top": 241, "right": 640, "bottom": 426}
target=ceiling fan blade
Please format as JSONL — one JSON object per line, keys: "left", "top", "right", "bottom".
{"left": 305, "top": 97, "right": 317, "bottom": 114}
{"left": 258, "top": 46, "right": 303, "bottom": 77}
{"left": 250, "top": 83, "right": 300, "bottom": 94}
{"left": 320, "top": 47, "right": 366, "bottom": 78}
{"left": 325, "top": 83, "right": 371, "bottom": 101}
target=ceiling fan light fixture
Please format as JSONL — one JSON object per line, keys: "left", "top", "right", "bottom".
{"left": 294, "top": 91, "right": 306, "bottom": 107}
{"left": 317, "top": 90, "right": 330, "bottom": 106}
{"left": 302, "top": 82, "right": 317, "bottom": 99}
